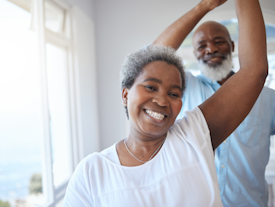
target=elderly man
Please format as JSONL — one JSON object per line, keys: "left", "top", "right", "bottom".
{"left": 153, "top": 1, "right": 275, "bottom": 206}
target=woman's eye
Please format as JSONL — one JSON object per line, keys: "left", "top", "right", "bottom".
{"left": 169, "top": 93, "right": 180, "bottom": 98}
{"left": 145, "top": 86, "right": 156, "bottom": 91}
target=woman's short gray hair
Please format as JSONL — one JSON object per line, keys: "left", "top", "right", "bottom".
{"left": 120, "top": 44, "right": 186, "bottom": 119}
{"left": 120, "top": 45, "right": 185, "bottom": 94}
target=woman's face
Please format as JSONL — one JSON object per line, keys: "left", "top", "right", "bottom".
{"left": 122, "top": 60, "right": 183, "bottom": 140}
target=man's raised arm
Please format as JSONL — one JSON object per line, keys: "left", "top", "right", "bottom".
{"left": 153, "top": 0, "right": 227, "bottom": 49}
{"left": 199, "top": 0, "right": 268, "bottom": 149}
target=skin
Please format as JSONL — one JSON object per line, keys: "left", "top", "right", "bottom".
{"left": 117, "top": 61, "right": 182, "bottom": 166}
{"left": 153, "top": 0, "right": 267, "bottom": 149}
{"left": 118, "top": 0, "right": 267, "bottom": 166}
{"left": 152, "top": 0, "right": 227, "bottom": 50}
{"left": 192, "top": 21, "right": 235, "bottom": 85}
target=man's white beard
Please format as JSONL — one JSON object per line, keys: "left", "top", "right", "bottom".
{"left": 198, "top": 55, "right": 233, "bottom": 82}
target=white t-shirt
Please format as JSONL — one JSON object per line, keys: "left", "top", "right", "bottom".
{"left": 64, "top": 107, "right": 223, "bottom": 207}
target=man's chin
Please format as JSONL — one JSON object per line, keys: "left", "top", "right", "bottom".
{"left": 199, "top": 56, "right": 233, "bottom": 82}
{"left": 206, "top": 62, "right": 223, "bottom": 69}
{"left": 201, "top": 67, "right": 231, "bottom": 82}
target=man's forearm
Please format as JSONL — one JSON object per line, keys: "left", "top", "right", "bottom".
{"left": 152, "top": 1, "right": 211, "bottom": 50}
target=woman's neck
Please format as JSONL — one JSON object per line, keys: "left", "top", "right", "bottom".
{"left": 116, "top": 134, "right": 166, "bottom": 167}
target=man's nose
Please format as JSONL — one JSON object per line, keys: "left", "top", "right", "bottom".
{"left": 205, "top": 43, "right": 218, "bottom": 54}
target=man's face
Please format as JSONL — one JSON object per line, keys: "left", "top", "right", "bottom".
{"left": 192, "top": 22, "right": 234, "bottom": 81}
{"left": 193, "top": 23, "right": 234, "bottom": 67}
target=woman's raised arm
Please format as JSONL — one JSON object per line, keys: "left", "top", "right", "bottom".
{"left": 199, "top": 0, "right": 268, "bottom": 149}
{"left": 153, "top": 0, "right": 267, "bottom": 149}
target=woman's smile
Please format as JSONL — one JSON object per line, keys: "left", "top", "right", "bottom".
{"left": 124, "top": 60, "right": 183, "bottom": 138}
{"left": 144, "top": 109, "right": 167, "bottom": 123}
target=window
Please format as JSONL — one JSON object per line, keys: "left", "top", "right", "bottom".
{"left": 0, "top": 0, "right": 77, "bottom": 206}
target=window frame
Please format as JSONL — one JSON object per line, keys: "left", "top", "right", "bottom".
{"left": 32, "top": 0, "right": 78, "bottom": 206}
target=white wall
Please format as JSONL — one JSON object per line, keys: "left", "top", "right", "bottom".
{"left": 94, "top": 0, "right": 275, "bottom": 150}
{"left": 71, "top": 6, "right": 100, "bottom": 159}
{"left": 59, "top": 0, "right": 101, "bottom": 159}
{"left": 66, "top": 0, "right": 95, "bottom": 20}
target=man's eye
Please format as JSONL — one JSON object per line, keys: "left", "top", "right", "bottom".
{"left": 198, "top": 45, "right": 206, "bottom": 50}
{"left": 145, "top": 86, "right": 156, "bottom": 91}
{"left": 215, "top": 41, "right": 225, "bottom": 44}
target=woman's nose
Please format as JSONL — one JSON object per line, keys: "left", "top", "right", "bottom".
{"left": 152, "top": 95, "right": 169, "bottom": 107}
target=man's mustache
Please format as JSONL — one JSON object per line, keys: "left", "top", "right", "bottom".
{"left": 203, "top": 53, "right": 227, "bottom": 62}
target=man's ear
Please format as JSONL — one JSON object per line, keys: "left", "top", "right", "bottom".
{"left": 122, "top": 88, "right": 128, "bottom": 106}
{"left": 231, "top": 41, "right": 235, "bottom": 52}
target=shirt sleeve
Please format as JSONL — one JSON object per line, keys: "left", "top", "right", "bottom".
{"left": 63, "top": 156, "right": 94, "bottom": 207}
{"left": 271, "top": 90, "right": 275, "bottom": 135}
{"left": 174, "top": 107, "right": 211, "bottom": 149}
{"left": 177, "top": 71, "right": 193, "bottom": 120}
{"left": 187, "top": 106, "right": 210, "bottom": 136}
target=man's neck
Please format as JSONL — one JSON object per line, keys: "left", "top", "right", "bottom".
{"left": 217, "top": 70, "right": 235, "bottom": 85}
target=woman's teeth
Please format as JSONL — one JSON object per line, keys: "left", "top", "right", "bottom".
{"left": 145, "top": 110, "right": 165, "bottom": 120}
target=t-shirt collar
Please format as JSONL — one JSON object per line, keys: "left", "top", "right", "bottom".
{"left": 197, "top": 73, "right": 221, "bottom": 91}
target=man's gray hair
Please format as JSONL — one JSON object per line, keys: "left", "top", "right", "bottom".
{"left": 120, "top": 45, "right": 185, "bottom": 95}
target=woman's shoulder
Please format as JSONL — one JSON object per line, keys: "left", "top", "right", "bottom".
{"left": 77, "top": 144, "right": 119, "bottom": 170}
{"left": 78, "top": 152, "right": 105, "bottom": 169}
{"left": 100, "top": 144, "right": 121, "bottom": 165}
{"left": 174, "top": 107, "right": 208, "bottom": 131}
{"left": 170, "top": 107, "right": 210, "bottom": 147}
{"left": 100, "top": 144, "right": 116, "bottom": 156}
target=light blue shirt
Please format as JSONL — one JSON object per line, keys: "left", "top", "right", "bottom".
{"left": 178, "top": 72, "right": 275, "bottom": 207}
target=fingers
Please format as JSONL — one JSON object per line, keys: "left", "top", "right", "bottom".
{"left": 217, "top": 0, "right": 227, "bottom": 7}
{"left": 202, "top": 0, "right": 227, "bottom": 11}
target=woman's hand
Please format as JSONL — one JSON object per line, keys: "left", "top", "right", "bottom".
{"left": 202, "top": 0, "right": 227, "bottom": 11}
{"left": 153, "top": 0, "right": 228, "bottom": 51}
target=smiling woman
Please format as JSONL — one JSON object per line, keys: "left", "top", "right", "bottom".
{"left": 119, "top": 59, "right": 184, "bottom": 165}
{"left": 119, "top": 45, "right": 185, "bottom": 121}
{"left": 64, "top": 45, "right": 223, "bottom": 206}
{"left": 63, "top": 0, "right": 267, "bottom": 206}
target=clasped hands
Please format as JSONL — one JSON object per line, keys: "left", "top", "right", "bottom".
{"left": 201, "top": 0, "right": 227, "bottom": 11}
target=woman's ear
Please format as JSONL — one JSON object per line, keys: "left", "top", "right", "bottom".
{"left": 122, "top": 88, "right": 128, "bottom": 106}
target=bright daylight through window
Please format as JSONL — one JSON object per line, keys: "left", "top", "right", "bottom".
{"left": 0, "top": 0, "right": 44, "bottom": 206}
{"left": 0, "top": 0, "right": 75, "bottom": 206}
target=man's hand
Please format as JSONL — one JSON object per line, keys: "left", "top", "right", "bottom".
{"left": 153, "top": 0, "right": 227, "bottom": 49}
{"left": 202, "top": 0, "right": 227, "bottom": 11}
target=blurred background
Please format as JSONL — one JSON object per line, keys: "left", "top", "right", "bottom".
{"left": 0, "top": 0, "right": 274, "bottom": 206}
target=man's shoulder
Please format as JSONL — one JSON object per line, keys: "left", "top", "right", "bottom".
{"left": 248, "top": 86, "right": 275, "bottom": 117}
{"left": 262, "top": 86, "right": 275, "bottom": 93}
{"left": 259, "top": 86, "right": 275, "bottom": 99}
{"left": 185, "top": 71, "right": 204, "bottom": 85}
{"left": 184, "top": 71, "right": 215, "bottom": 93}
